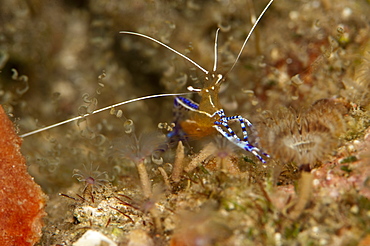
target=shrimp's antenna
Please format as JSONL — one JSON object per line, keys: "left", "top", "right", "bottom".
{"left": 20, "top": 92, "right": 192, "bottom": 138}
{"left": 120, "top": 31, "right": 209, "bottom": 75}
{"left": 226, "top": 0, "right": 274, "bottom": 76}
{"left": 213, "top": 28, "right": 220, "bottom": 72}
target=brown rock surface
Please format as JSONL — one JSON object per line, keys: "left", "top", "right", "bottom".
{"left": 0, "top": 105, "right": 46, "bottom": 246}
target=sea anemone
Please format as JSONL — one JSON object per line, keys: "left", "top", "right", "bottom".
{"left": 73, "top": 163, "right": 109, "bottom": 193}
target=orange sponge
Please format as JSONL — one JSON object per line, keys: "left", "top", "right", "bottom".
{"left": 0, "top": 106, "right": 46, "bottom": 246}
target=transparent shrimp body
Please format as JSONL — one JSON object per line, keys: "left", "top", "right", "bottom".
{"left": 174, "top": 71, "right": 269, "bottom": 163}
{"left": 178, "top": 74, "right": 223, "bottom": 139}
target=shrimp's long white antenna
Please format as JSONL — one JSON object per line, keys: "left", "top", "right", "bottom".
{"left": 213, "top": 28, "right": 220, "bottom": 72}
{"left": 226, "top": 0, "right": 274, "bottom": 75}
{"left": 20, "top": 92, "right": 191, "bottom": 138}
{"left": 120, "top": 31, "right": 209, "bottom": 75}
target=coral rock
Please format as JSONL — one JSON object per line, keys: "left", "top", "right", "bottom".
{"left": 0, "top": 106, "right": 46, "bottom": 246}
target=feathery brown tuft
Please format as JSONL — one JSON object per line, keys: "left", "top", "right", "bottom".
{"left": 258, "top": 98, "right": 348, "bottom": 166}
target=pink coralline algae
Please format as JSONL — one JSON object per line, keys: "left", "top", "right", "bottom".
{"left": 0, "top": 105, "right": 46, "bottom": 246}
